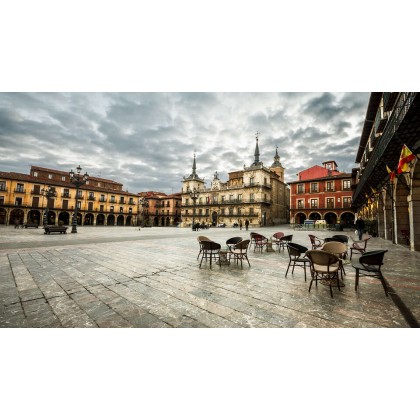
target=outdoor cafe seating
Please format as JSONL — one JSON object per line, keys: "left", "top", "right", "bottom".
{"left": 228, "top": 239, "right": 251, "bottom": 268}
{"left": 309, "top": 234, "right": 324, "bottom": 250}
{"left": 199, "top": 240, "right": 221, "bottom": 268}
{"left": 350, "top": 235, "right": 372, "bottom": 259}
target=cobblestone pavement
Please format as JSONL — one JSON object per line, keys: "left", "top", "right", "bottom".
{"left": 1, "top": 225, "right": 419, "bottom": 328}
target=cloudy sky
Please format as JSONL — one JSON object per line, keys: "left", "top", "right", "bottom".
{"left": 0, "top": 92, "right": 369, "bottom": 194}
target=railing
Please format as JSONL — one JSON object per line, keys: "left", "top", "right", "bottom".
{"left": 99, "top": 198, "right": 106, "bottom": 202}
{"left": 88, "top": 195, "right": 95, "bottom": 200}
{"left": 354, "top": 92, "right": 417, "bottom": 204}
{"left": 62, "top": 193, "right": 71, "bottom": 198}
{"left": 15, "top": 189, "right": 25, "bottom": 193}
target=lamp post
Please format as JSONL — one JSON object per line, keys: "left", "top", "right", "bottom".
{"left": 139, "top": 197, "right": 149, "bottom": 227}
{"left": 41, "top": 186, "right": 57, "bottom": 225}
{"left": 189, "top": 187, "right": 200, "bottom": 230}
{"left": 69, "top": 165, "right": 89, "bottom": 233}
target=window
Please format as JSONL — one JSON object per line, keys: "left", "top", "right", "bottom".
{"left": 310, "top": 198, "right": 318, "bottom": 208}
{"left": 343, "top": 197, "right": 352, "bottom": 207}
{"left": 326, "top": 181, "right": 334, "bottom": 192}
{"left": 77, "top": 201, "right": 81, "bottom": 209}
{"left": 297, "top": 184, "right": 304, "bottom": 194}
{"left": 88, "top": 202, "right": 93, "bottom": 211}
{"left": 250, "top": 177, "right": 254, "bottom": 185}
{"left": 89, "top": 192, "right": 95, "bottom": 200}
{"left": 249, "top": 208, "right": 254, "bottom": 215}
{"left": 62, "top": 200, "right": 68, "bottom": 209}
{"left": 120, "top": 207, "right": 123, "bottom": 213}
{"left": 343, "top": 180, "right": 351, "bottom": 190}
{"left": 119, "top": 197, "right": 125, "bottom": 204}
{"left": 110, "top": 206, "right": 114, "bottom": 212}
{"left": 311, "top": 183, "right": 318, "bottom": 193}
{"left": 205, "top": 208, "right": 209, "bottom": 215}
{"left": 250, "top": 193, "right": 255, "bottom": 203}
{"left": 237, "top": 208, "right": 241, "bottom": 215}
{"left": 0, "top": 181, "right": 6, "bottom": 191}
{"left": 48, "top": 174, "right": 53, "bottom": 179}
{"left": 61, "top": 176, "right": 66, "bottom": 182}
{"left": 185, "top": 198, "right": 189, "bottom": 206}
{"left": 16, "top": 183, "right": 24, "bottom": 192}
{"left": 228, "top": 208, "right": 233, "bottom": 215}
{"left": 100, "top": 205, "right": 104, "bottom": 212}
{"left": 129, "top": 208, "right": 132, "bottom": 214}
{"left": 221, "top": 208, "right": 225, "bottom": 215}
{"left": 15, "top": 197, "right": 23, "bottom": 206}
{"left": 229, "top": 194, "right": 234, "bottom": 202}
{"left": 110, "top": 196, "right": 115, "bottom": 203}
{"left": 63, "top": 188, "right": 70, "bottom": 198}
{"left": 297, "top": 199, "right": 304, "bottom": 209}
{"left": 199, "top": 197, "right": 203, "bottom": 204}
{"left": 100, "top": 194, "right": 105, "bottom": 202}
{"left": 77, "top": 191, "right": 83, "bottom": 198}
{"left": 33, "top": 171, "right": 38, "bottom": 177}
{"left": 238, "top": 194, "right": 242, "bottom": 202}
{"left": 32, "top": 197, "right": 40, "bottom": 207}
{"left": 326, "top": 198, "right": 334, "bottom": 208}
{"left": 199, "top": 209, "right": 203, "bottom": 215}
{"left": 0, "top": 196, "right": 4, "bottom": 205}
{"left": 221, "top": 196, "right": 225, "bottom": 203}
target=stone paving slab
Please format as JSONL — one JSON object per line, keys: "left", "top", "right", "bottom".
{"left": 0, "top": 225, "right": 418, "bottom": 328}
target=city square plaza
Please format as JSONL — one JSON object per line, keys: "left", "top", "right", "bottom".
{"left": 1, "top": 224, "right": 419, "bottom": 328}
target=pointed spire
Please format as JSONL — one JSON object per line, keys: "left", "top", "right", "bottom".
{"left": 192, "top": 153, "right": 197, "bottom": 177}
{"left": 254, "top": 132, "right": 260, "bottom": 164}
{"left": 274, "top": 146, "right": 280, "bottom": 163}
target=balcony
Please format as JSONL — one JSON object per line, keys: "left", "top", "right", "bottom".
{"left": 88, "top": 195, "right": 96, "bottom": 201}
{"left": 110, "top": 199, "right": 116, "bottom": 203}
{"left": 383, "top": 92, "right": 399, "bottom": 112}
{"left": 119, "top": 199, "right": 125, "bottom": 204}
{"left": 62, "top": 193, "right": 71, "bottom": 198}
{"left": 326, "top": 203, "right": 335, "bottom": 209}
{"left": 374, "top": 107, "right": 387, "bottom": 134}
{"left": 15, "top": 189, "right": 25, "bottom": 193}
{"left": 30, "top": 189, "right": 41, "bottom": 195}
{"left": 99, "top": 198, "right": 106, "bottom": 202}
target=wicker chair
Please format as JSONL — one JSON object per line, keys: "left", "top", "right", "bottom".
{"left": 272, "top": 232, "right": 285, "bottom": 252}
{"left": 197, "top": 235, "right": 212, "bottom": 260}
{"left": 322, "top": 241, "right": 347, "bottom": 279}
{"left": 309, "top": 234, "right": 324, "bottom": 250}
{"left": 228, "top": 239, "right": 251, "bottom": 268}
{"left": 306, "top": 250, "right": 341, "bottom": 298}
{"left": 226, "top": 236, "right": 243, "bottom": 251}
{"left": 352, "top": 250, "right": 388, "bottom": 296}
{"left": 253, "top": 233, "right": 268, "bottom": 252}
{"left": 199, "top": 240, "right": 221, "bottom": 268}
{"left": 278, "top": 234, "right": 293, "bottom": 250}
{"left": 350, "top": 235, "right": 372, "bottom": 259}
{"left": 285, "top": 243, "right": 309, "bottom": 281}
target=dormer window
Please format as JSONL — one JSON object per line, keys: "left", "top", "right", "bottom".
{"left": 48, "top": 174, "right": 53, "bottom": 179}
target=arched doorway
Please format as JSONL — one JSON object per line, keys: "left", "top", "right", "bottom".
{"left": 117, "top": 215, "right": 124, "bottom": 226}
{"left": 166, "top": 217, "right": 170, "bottom": 226}
{"left": 309, "top": 212, "right": 321, "bottom": 221}
{"left": 161, "top": 217, "right": 165, "bottom": 226}
{"left": 0, "top": 207, "right": 7, "bottom": 224}
{"left": 84, "top": 213, "right": 94, "bottom": 225}
{"left": 126, "top": 215, "right": 132, "bottom": 226}
{"left": 28, "top": 210, "right": 41, "bottom": 225}
{"left": 395, "top": 175, "right": 410, "bottom": 245}
{"left": 10, "top": 209, "right": 24, "bottom": 225}
{"left": 295, "top": 212, "right": 306, "bottom": 224}
{"left": 58, "top": 212, "right": 70, "bottom": 225}
{"left": 107, "top": 214, "right": 115, "bottom": 226}
{"left": 211, "top": 211, "right": 218, "bottom": 226}
{"left": 324, "top": 212, "right": 337, "bottom": 225}
{"left": 96, "top": 214, "right": 105, "bottom": 225}
{"left": 340, "top": 212, "right": 355, "bottom": 227}
{"left": 153, "top": 216, "right": 159, "bottom": 226}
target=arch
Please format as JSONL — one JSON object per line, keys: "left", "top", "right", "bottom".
{"left": 294, "top": 212, "right": 306, "bottom": 224}
{"left": 211, "top": 211, "right": 218, "bottom": 226}
{"left": 166, "top": 217, "right": 170, "bottom": 226}
{"left": 58, "top": 211, "right": 70, "bottom": 225}
{"left": 324, "top": 212, "right": 338, "bottom": 225}
{"left": 96, "top": 214, "right": 105, "bottom": 226}
{"left": 84, "top": 213, "right": 94, "bottom": 226}
{"left": 107, "top": 214, "right": 115, "bottom": 226}
{"left": 10, "top": 209, "right": 24, "bottom": 225}
{"left": 28, "top": 210, "right": 41, "bottom": 225}
{"left": 411, "top": 160, "right": 420, "bottom": 250}
{"left": 0, "top": 207, "right": 6, "bottom": 224}
{"left": 117, "top": 215, "right": 124, "bottom": 226}
{"left": 308, "top": 212, "right": 321, "bottom": 221}
{"left": 153, "top": 216, "right": 159, "bottom": 226}
{"left": 395, "top": 174, "right": 410, "bottom": 245}
{"left": 126, "top": 215, "right": 132, "bottom": 226}
{"left": 339, "top": 212, "right": 355, "bottom": 227}
{"left": 161, "top": 216, "right": 165, "bottom": 226}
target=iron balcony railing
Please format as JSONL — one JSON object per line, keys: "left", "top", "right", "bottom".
{"left": 354, "top": 92, "right": 417, "bottom": 204}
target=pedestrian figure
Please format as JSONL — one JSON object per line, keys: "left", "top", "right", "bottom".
{"left": 239, "top": 220, "right": 243, "bottom": 230}
{"left": 245, "top": 219, "right": 249, "bottom": 231}
{"left": 355, "top": 216, "right": 365, "bottom": 240}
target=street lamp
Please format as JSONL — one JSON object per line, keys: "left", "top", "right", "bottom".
{"left": 41, "top": 186, "right": 57, "bottom": 225}
{"left": 69, "top": 165, "right": 89, "bottom": 233}
{"left": 139, "top": 197, "right": 149, "bottom": 227}
{"left": 189, "top": 187, "right": 200, "bottom": 230}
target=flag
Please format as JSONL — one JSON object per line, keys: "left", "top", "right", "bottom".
{"left": 397, "top": 144, "right": 415, "bottom": 174}
{"left": 386, "top": 165, "right": 395, "bottom": 182}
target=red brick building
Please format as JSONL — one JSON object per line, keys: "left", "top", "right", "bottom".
{"left": 138, "top": 191, "right": 182, "bottom": 226}
{"left": 288, "top": 161, "right": 355, "bottom": 227}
